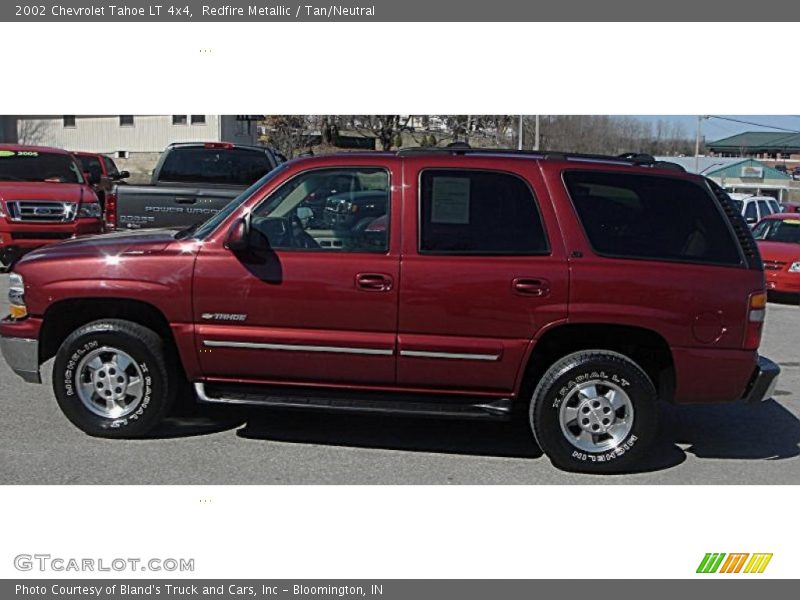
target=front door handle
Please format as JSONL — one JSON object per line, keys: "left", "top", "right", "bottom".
{"left": 356, "top": 273, "right": 393, "bottom": 292}
{"left": 512, "top": 278, "right": 550, "bottom": 297}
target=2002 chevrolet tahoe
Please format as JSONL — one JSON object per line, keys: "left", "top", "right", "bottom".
{"left": 0, "top": 148, "right": 780, "bottom": 472}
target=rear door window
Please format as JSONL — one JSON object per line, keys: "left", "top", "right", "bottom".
{"left": 418, "top": 169, "right": 549, "bottom": 255}
{"left": 564, "top": 171, "right": 742, "bottom": 266}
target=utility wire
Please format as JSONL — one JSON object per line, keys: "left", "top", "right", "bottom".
{"left": 707, "top": 115, "right": 800, "bottom": 134}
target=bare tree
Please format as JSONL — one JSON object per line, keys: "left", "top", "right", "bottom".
{"left": 260, "top": 115, "right": 316, "bottom": 158}
{"left": 348, "top": 115, "right": 412, "bottom": 151}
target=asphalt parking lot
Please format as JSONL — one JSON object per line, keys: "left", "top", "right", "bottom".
{"left": 0, "top": 272, "right": 798, "bottom": 484}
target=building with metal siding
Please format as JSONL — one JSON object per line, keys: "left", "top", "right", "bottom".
{"left": 8, "top": 115, "right": 258, "bottom": 153}
{"left": 4, "top": 115, "right": 260, "bottom": 180}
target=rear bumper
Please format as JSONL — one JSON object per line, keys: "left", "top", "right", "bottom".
{"left": 0, "top": 335, "right": 40, "bottom": 383}
{"left": 741, "top": 355, "right": 780, "bottom": 404}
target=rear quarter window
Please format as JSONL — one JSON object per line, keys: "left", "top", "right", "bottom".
{"left": 564, "top": 171, "right": 742, "bottom": 267}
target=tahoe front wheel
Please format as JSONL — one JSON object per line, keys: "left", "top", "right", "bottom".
{"left": 53, "top": 319, "right": 174, "bottom": 437}
{"left": 530, "top": 350, "right": 659, "bottom": 473}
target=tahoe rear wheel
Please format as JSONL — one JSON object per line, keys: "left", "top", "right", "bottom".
{"left": 530, "top": 350, "right": 658, "bottom": 473}
{"left": 53, "top": 319, "right": 174, "bottom": 438}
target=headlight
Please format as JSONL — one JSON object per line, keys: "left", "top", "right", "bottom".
{"left": 8, "top": 272, "right": 27, "bottom": 319}
{"left": 789, "top": 261, "right": 800, "bottom": 273}
{"left": 78, "top": 202, "right": 102, "bottom": 219}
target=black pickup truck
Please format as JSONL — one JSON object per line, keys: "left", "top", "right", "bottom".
{"left": 110, "top": 142, "right": 283, "bottom": 230}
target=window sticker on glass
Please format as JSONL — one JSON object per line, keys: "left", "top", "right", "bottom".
{"left": 431, "top": 176, "right": 471, "bottom": 224}
{"left": 0, "top": 151, "right": 39, "bottom": 157}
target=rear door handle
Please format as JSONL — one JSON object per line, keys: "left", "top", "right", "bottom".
{"left": 512, "top": 278, "right": 550, "bottom": 297}
{"left": 356, "top": 273, "right": 393, "bottom": 292}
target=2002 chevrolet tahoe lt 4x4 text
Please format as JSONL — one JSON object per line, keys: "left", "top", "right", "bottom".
{"left": 0, "top": 148, "right": 781, "bottom": 473}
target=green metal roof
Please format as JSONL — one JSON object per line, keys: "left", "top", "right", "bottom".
{"left": 705, "top": 158, "right": 791, "bottom": 180}
{"left": 708, "top": 131, "right": 800, "bottom": 151}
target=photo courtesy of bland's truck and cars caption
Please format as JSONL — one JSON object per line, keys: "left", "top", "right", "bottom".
{"left": 0, "top": 114, "right": 798, "bottom": 476}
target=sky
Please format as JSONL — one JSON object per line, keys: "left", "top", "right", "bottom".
{"left": 632, "top": 115, "right": 800, "bottom": 142}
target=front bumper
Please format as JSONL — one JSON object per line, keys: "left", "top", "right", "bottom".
{"left": 765, "top": 271, "right": 800, "bottom": 294}
{"left": 0, "top": 335, "right": 40, "bottom": 383}
{"left": 741, "top": 355, "right": 780, "bottom": 404}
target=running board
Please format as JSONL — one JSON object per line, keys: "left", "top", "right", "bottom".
{"left": 194, "top": 382, "right": 512, "bottom": 420}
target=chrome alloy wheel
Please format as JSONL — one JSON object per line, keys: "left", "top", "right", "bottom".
{"left": 559, "top": 380, "right": 634, "bottom": 453}
{"left": 75, "top": 347, "right": 144, "bottom": 419}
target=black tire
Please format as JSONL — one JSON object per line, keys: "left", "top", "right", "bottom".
{"left": 529, "top": 350, "right": 658, "bottom": 473}
{"left": 53, "top": 319, "right": 175, "bottom": 438}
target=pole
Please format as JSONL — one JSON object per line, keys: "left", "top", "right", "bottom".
{"left": 534, "top": 115, "right": 540, "bottom": 151}
{"left": 695, "top": 115, "right": 702, "bottom": 173}
{"left": 518, "top": 115, "right": 523, "bottom": 150}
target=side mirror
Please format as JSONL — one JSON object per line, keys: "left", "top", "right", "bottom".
{"left": 116, "top": 170, "right": 130, "bottom": 180}
{"left": 224, "top": 216, "right": 250, "bottom": 252}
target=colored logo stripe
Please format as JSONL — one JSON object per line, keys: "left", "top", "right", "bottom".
{"left": 697, "top": 553, "right": 726, "bottom": 573}
{"left": 720, "top": 553, "right": 749, "bottom": 573}
{"left": 697, "top": 553, "right": 772, "bottom": 574}
{"left": 744, "top": 553, "right": 773, "bottom": 574}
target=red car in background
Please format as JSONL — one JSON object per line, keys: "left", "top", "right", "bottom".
{"left": 0, "top": 145, "right": 103, "bottom": 268}
{"left": 72, "top": 151, "right": 129, "bottom": 187}
{"left": 72, "top": 151, "right": 129, "bottom": 212}
{"left": 779, "top": 201, "right": 800, "bottom": 214}
{"left": 753, "top": 213, "right": 800, "bottom": 298}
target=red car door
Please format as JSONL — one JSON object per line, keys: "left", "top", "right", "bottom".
{"left": 192, "top": 158, "right": 401, "bottom": 387}
{"left": 397, "top": 156, "right": 570, "bottom": 395}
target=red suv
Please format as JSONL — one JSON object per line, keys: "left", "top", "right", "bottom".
{"left": 0, "top": 144, "right": 103, "bottom": 268}
{"left": 0, "top": 149, "right": 780, "bottom": 472}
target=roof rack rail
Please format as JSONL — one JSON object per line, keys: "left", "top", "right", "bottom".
{"left": 395, "top": 146, "right": 685, "bottom": 171}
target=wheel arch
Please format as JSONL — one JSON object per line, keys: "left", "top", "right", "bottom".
{"left": 39, "top": 297, "right": 177, "bottom": 366}
{"left": 519, "top": 323, "right": 676, "bottom": 403}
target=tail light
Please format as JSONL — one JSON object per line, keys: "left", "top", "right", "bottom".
{"left": 743, "top": 291, "right": 767, "bottom": 350}
{"left": 204, "top": 142, "right": 234, "bottom": 149}
{"left": 105, "top": 192, "right": 117, "bottom": 230}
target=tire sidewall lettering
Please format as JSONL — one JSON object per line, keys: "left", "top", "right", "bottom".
{"left": 63, "top": 340, "right": 99, "bottom": 398}
{"left": 570, "top": 435, "right": 639, "bottom": 462}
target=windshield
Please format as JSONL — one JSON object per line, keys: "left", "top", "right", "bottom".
{"left": 0, "top": 150, "right": 84, "bottom": 183}
{"left": 190, "top": 163, "right": 288, "bottom": 240}
{"left": 158, "top": 147, "right": 274, "bottom": 185}
{"left": 753, "top": 218, "right": 800, "bottom": 244}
